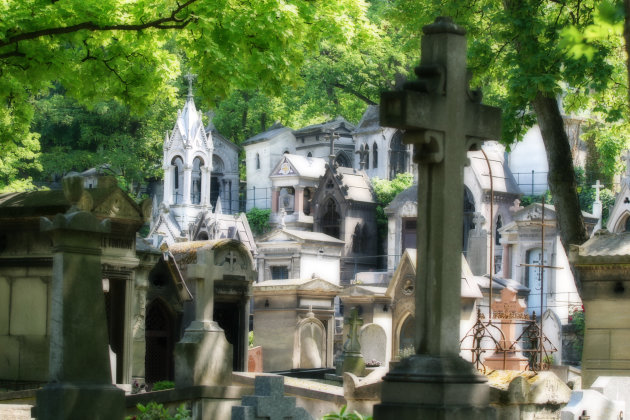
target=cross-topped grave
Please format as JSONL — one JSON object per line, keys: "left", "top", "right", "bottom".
{"left": 342, "top": 307, "right": 365, "bottom": 376}
{"left": 174, "top": 246, "right": 232, "bottom": 386}
{"left": 325, "top": 131, "right": 340, "bottom": 167}
{"left": 185, "top": 72, "right": 197, "bottom": 99}
{"left": 225, "top": 249, "right": 238, "bottom": 271}
{"left": 375, "top": 17, "right": 500, "bottom": 419}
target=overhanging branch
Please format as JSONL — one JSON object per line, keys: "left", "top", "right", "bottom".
{"left": 0, "top": 0, "right": 199, "bottom": 49}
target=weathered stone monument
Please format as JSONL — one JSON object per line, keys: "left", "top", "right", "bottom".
{"left": 374, "top": 16, "right": 501, "bottom": 419}
{"left": 33, "top": 176, "right": 124, "bottom": 420}
{"left": 174, "top": 246, "right": 232, "bottom": 386}
{"left": 342, "top": 308, "right": 366, "bottom": 376}
{"left": 484, "top": 287, "right": 529, "bottom": 371}
{"left": 231, "top": 375, "right": 312, "bottom": 420}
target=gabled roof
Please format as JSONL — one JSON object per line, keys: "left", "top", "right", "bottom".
{"left": 243, "top": 123, "right": 293, "bottom": 146}
{"left": 354, "top": 105, "right": 381, "bottom": 134}
{"left": 166, "top": 96, "right": 210, "bottom": 150}
{"left": 313, "top": 166, "right": 375, "bottom": 205}
{"left": 468, "top": 147, "right": 520, "bottom": 195}
{"left": 570, "top": 229, "right": 630, "bottom": 263}
{"left": 254, "top": 276, "right": 342, "bottom": 292}
{"left": 293, "top": 116, "right": 356, "bottom": 137}
{"left": 269, "top": 154, "right": 327, "bottom": 180}
{"left": 385, "top": 184, "right": 417, "bottom": 215}
{"left": 0, "top": 181, "right": 143, "bottom": 223}
{"left": 511, "top": 202, "right": 597, "bottom": 224}
{"left": 258, "top": 228, "right": 344, "bottom": 245}
{"left": 339, "top": 284, "right": 388, "bottom": 297}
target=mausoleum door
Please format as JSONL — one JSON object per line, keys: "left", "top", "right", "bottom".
{"left": 214, "top": 300, "right": 244, "bottom": 371}
{"left": 145, "top": 300, "right": 175, "bottom": 384}
{"left": 526, "top": 248, "right": 548, "bottom": 317}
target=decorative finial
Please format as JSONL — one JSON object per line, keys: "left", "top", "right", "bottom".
{"left": 184, "top": 72, "right": 197, "bottom": 100}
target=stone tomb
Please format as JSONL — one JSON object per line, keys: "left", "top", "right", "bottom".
{"left": 569, "top": 229, "right": 630, "bottom": 388}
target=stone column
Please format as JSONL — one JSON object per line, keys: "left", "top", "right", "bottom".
{"left": 201, "top": 166, "right": 211, "bottom": 207}
{"left": 34, "top": 176, "right": 124, "bottom": 420}
{"left": 163, "top": 164, "right": 173, "bottom": 205}
{"left": 374, "top": 17, "right": 500, "bottom": 419}
{"left": 174, "top": 247, "right": 232, "bottom": 386}
{"left": 182, "top": 164, "right": 193, "bottom": 204}
{"left": 294, "top": 186, "right": 304, "bottom": 216}
{"left": 271, "top": 187, "right": 279, "bottom": 213}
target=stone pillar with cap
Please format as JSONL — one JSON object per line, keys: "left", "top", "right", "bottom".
{"left": 374, "top": 17, "right": 501, "bottom": 419}
{"left": 33, "top": 175, "right": 124, "bottom": 420}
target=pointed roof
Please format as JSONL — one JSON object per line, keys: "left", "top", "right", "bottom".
{"left": 254, "top": 276, "right": 342, "bottom": 293}
{"left": 258, "top": 228, "right": 344, "bottom": 245}
{"left": 243, "top": 122, "right": 293, "bottom": 146}
{"left": 354, "top": 105, "right": 381, "bottom": 134}
{"left": 467, "top": 145, "right": 521, "bottom": 195}
{"left": 292, "top": 116, "right": 356, "bottom": 137}
{"left": 165, "top": 94, "right": 209, "bottom": 151}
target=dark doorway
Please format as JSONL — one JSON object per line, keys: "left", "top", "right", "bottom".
{"left": 214, "top": 301, "right": 244, "bottom": 371}
{"left": 211, "top": 175, "right": 221, "bottom": 208}
{"left": 104, "top": 277, "right": 125, "bottom": 383}
{"left": 402, "top": 218, "right": 417, "bottom": 254}
{"left": 145, "top": 300, "right": 175, "bottom": 384}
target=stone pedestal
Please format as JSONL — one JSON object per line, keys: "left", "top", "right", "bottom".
{"left": 34, "top": 176, "right": 124, "bottom": 420}
{"left": 175, "top": 321, "right": 233, "bottom": 387}
{"left": 374, "top": 355, "right": 493, "bottom": 419}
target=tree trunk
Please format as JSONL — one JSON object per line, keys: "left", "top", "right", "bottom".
{"left": 532, "top": 91, "right": 589, "bottom": 292}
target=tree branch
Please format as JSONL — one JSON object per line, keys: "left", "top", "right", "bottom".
{"left": 0, "top": 0, "right": 199, "bottom": 49}
{"left": 331, "top": 82, "right": 376, "bottom": 105}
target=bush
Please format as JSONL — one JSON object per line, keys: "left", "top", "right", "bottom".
{"left": 126, "top": 402, "right": 191, "bottom": 420}
{"left": 246, "top": 207, "right": 271, "bottom": 236}
{"left": 151, "top": 380, "right": 175, "bottom": 391}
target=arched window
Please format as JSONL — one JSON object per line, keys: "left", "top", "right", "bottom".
{"left": 389, "top": 131, "right": 408, "bottom": 179}
{"left": 191, "top": 157, "right": 203, "bottom": 204}
{"left": 353, "top": 223, "right": 362, "bottom": 253}
{"left": 335, "top": 152, "right": 351, "bottom": 168}
{"left": 625, "top": 216, "right": 630, "bottom": 232}
{"left": 322, "top": 198, "right": 341, "bottom": 239}
{"left": 495, "top": 215, "right": 502, "bottom": 245}
{"left": 365, "top": 144, "right": 370, "bottom": 170}
{"left": 256, "top": 153, "right": 260, "bottom": 170}
{"left": 373, "top": 143, "right": 378, "bottom": 168}
{"left": 462, "top": 187, "right": 475, "bottom": 255}
{"left": 171, "top": 156, "right": 184, "bottom": 204}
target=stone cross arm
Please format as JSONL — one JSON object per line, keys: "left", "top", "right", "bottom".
{"left": 381, "top": 90, "right": 502, "bottom": 146}
{"left": 188, "top": 248, "right": 215, "bottom": 322}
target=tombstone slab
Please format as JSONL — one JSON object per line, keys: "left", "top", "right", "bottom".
{"left": 374, "top": 16, "right": 501, "bottom": 419}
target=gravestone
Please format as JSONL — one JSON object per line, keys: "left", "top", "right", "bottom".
{"left": 295, "top": 309, "right": 325, "bottom": 369}
{"left": 374, "top": 16, "right": 501, "bottom": 419}
{"left": 359, "top": 324, "right": 387, "bottom": 365}
{"left": 174, "top": 246, "right": 232, "bottom": 386}
{"left": 33, "top": 176, "right": 124, "bottom": 420}
{"left": 231, "top": 375, "right": 312, "bottom": 420}
{"left": 484, "top": 287, "right": 529, "bottom": 370}
{"left": 342, "top": 308, "right": 365, "bottom": 376}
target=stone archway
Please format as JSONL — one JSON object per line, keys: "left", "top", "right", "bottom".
{"left": 396, "top": 313, "right": 415, "bottom": 358}
{"left": 293, "top": 316, "right": 326, "bottom": 369}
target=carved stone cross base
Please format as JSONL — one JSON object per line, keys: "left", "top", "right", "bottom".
{"left": 174, "top": 326, "right": 233, "bottom": 387}
{"left": 374, "top": 355, "right": 493, "bottom": 419}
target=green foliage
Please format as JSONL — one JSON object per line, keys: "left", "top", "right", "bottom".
{"left": 0, "top": 0, "right": 376, "bottom": 191}
{"left": 371, "top": 173, "right": 415, "bottom": 246}
{"left": 322, "top": 405, "right": 372, "bottom": 420}
{"left": 569, "top": 306, "right": 585, "bottom": 358}
{"left": 151, "top": 380, "right": 175, "bottom": 391}
{"left": 126, "top": 402, "right": 190, "bottom": 420}
{"left": 246, "top": 208, "right": 271, "bottom": 237}
{"left": 248, "top": 331, "right": 254, "bottom": 349}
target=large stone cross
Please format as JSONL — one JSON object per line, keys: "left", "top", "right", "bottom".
{"left": 325, "top": 131, "right": 340, "bottom": 167}
{"left": 344, "top": 307, "right": 363, "bottom": 353}
{"left": 184, "top": 72, "right": 197, "bottom": 99}
{"left": 380, "top": 17, "right": 501, "bottom": 357}
{"left": 187, "top": 247, "right": 215, "bottom": 323}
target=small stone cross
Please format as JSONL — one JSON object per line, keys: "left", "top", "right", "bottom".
{"left": 592, "top": 180, "right": 604, "bottom": 203}
{"left": 184, "top": 72, "right": 197, "bottom": 99}
{"left": 325, "top": 131, "right": 340, "bottom": 167}
{"left": 187, "top": 248, "right": 215, "bottom": 322}
{"left": 344, "top": 307, "right": 363, "bottom": 353}
{"left": 225, "top": 250, "right": 237, "bottom": 271}
{"left": 380, "top": 16, "right": 501, "bottom": 356}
